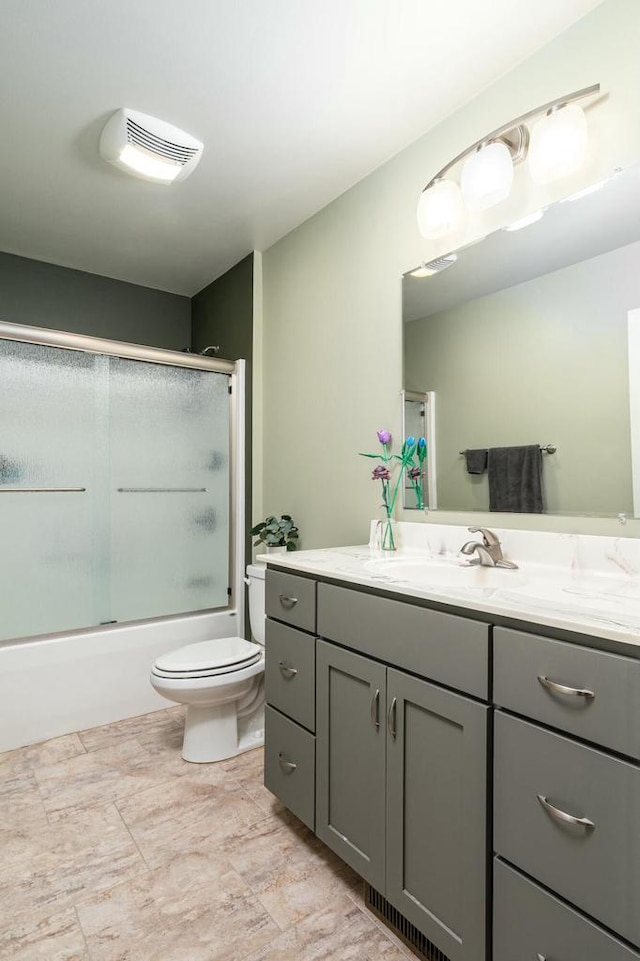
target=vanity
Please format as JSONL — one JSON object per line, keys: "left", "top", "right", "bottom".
{"left": 262, "top": 523, "right": 640, "bottom": 961}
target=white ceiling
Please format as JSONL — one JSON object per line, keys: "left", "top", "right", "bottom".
{"left": 0, "top": 0, "right": 603, "bottom": 296}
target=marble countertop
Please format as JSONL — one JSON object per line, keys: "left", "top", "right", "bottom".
{"left": 259, "top": 526, "right": 640, "bottom": 650}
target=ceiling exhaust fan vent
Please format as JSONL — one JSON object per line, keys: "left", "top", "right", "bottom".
{"left": 99, "top": 108, "right": 203, "bottom": 184}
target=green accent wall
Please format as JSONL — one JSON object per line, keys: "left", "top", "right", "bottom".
{"left": 0, "top": 251, "right": 190, "bottom": 349}
{"left": 262, "top": 0, "right": 640, "bottom": 545}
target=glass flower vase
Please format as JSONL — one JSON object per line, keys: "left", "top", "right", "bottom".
{"left": 377, "top": 516, "right": 397, "bottom": 552}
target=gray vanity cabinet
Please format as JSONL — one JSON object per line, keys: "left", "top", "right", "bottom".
{"left": 315, "top": 640, "right": 387, "bottom": 889}
{"left": 316, "top": 638, "right": 488, "bottom": 961}
{"left": 386, "top": 669, "right": 488, "bottom": 961}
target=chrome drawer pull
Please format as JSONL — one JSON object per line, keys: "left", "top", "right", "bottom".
{"left": 370, "top": 689, "right": 380, "bottom": 729}
{"left": 278, "top": 753, "right": 297, "bottom": 773}
{"left": 279, "top": 662, "right": 298, "bottom": 678}
{"left": 279, "top": 594, "right": 298, "bottom": 608}
{"left": 388, "top": 697, "right": 397, "bottom": 740}
{"left": 537, "top": 675, "right": 595, "bottom": 700}
{"left": 537, "top": 794, "right": 595, "bottom": 831}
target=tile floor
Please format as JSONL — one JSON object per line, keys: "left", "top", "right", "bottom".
{"left": 0, "top": 707, "right": 414, "bottom": 961}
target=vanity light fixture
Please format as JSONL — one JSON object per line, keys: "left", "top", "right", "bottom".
{"left": 99, "top": 108, "right": 204, "bottom": 184}
{"left": 417, "top": 84, "right": 599, "bottom": 239}
{"left": 461, "top": 141, "right": 514, "bottom": 213}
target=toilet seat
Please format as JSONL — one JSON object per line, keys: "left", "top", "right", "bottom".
{"left": 152, "top": 637, "right": 262, "bottom": 680}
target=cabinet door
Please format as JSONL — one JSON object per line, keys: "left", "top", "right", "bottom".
{"left": 386, "top": 669, "right": 489, "bottom": 961}
{"left": 316, "top": 639, "right": 387, "bottom": 890}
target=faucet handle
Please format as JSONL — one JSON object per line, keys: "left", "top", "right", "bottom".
{"left": 467, "top": 526, "right": 501, "bottom": 549}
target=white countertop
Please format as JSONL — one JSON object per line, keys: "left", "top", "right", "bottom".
{"left": 259, "top": 523, "right": 640, "bottom": 650}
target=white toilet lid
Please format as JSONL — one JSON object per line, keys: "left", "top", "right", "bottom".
{"left": 154, "top": 637, "right": 260, "bottom": 674}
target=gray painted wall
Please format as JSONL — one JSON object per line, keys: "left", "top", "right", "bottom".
{"left": 192, "top": 254, "right": 255, "bottom": 600}
{"left": 405, "top": 241, "right": 639, "bottom": 515}
{"left": 0, "top": 252, "right": 191, "bottom": 349}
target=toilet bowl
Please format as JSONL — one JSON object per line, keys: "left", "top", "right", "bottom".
{"left": 150, "top": 564, "right": 266, "bottom": 763}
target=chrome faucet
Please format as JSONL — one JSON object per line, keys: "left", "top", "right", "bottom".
{"left": 460, "top": 527, "right": 518, "bottom": 569}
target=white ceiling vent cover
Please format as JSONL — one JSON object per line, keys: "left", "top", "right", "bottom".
{"left": 99, "top": 108, "right": 203, "bottom": 184}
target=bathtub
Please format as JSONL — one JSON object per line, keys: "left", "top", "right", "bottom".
{"left": 0, "top": 609, "right": 241, "bottom": 753}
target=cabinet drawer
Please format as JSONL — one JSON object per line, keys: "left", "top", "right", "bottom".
{"left": 265, "top": 620, "right": 315, "bottom": 731}
{"left": 264, "top": 706, "right": 315, "bottom": 829}
{"left": 494, "top": 711, "right": 640, "bottom": 945}
{"left": 494, "top": 627, "right": 640, "bottom": 758}
{"left": 317, "top": 582, "right": 488, "bottom": 699}
{"left": 494, "top": 859, "right": 639, "bottom": 961}
{"left": 266, "top": 570, "right": 316, "bottom": 633}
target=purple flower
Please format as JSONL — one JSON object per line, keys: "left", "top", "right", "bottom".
{"left": 372, "top": 465, "right": 391, "bottom": 481}
{"left": 377, "top": 430, "right": 392, "bottom": 446}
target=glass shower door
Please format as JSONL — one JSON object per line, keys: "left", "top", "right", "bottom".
{"left": 108, "top": 357, "right": 230, "bottom": 622}
{"left": 0, "top": 341, "right": 101, "bottom": 639}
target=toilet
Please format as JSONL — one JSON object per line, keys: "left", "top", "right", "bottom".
{"left": 150, "top": 564, "right": 266, "bottom": 763}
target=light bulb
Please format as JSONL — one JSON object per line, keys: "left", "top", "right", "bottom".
{"left": 460, "top": 141, "right": 514, "bottom": 213}
{"left": 416, "top": 179, "right": 465, "bottom": 239}
{"left": 528, "top": 103, "right": 588, "bottom": 184}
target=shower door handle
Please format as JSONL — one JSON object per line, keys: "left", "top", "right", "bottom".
{"left": 0, "top": 487, "right": 86, "bottom": 492}
{"left": 117, "top": 487, "right": 208, "bottom": 493}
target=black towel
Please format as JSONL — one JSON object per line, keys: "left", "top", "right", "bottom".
{"left": 488, "top": 445, "right": 544, "bottom": 513}
{"left": 464, "top": 449, "right": 488, "bottom": 474}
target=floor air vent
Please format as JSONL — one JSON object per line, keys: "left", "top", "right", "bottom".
{"left": 364, "top": 883, "right": 451, "bottom": 961}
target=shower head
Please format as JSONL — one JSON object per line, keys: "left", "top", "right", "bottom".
{"left": 199, "top": 345, "right": 220, "bottom": 356}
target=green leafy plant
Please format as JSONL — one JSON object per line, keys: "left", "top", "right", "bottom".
{"left": 251, "top": 514, "right": 299, "bottom": 551}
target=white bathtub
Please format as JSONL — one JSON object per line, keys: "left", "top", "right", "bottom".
{"left": 0, "top": 609, "right": 241, "bottom": 753}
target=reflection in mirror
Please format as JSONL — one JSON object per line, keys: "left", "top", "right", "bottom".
{"left": 403, "top": 163, "right": 640, "bottom": 518}
{"left": 401, "top": 389, "right": 436, "bottom": 510}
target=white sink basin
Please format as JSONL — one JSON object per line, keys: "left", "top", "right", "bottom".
{"left": 365, "top": 557, "right": 526, "bottom": 591}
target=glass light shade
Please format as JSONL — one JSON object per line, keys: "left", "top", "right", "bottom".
{"left": 118, "top": 144, "right": 181, "bottom": 182}
{"left": 528, "top": 103, "right": 588, "bottom": 184}
{"left": 416, "top": 179, "right": 465, "bottom": 239}
{"left": 460, "top": 141, "right": 514, "bottom": 213}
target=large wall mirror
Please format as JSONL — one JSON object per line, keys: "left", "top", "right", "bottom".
{"left": 402, "top": 163, "right": 640, "bottom": 518}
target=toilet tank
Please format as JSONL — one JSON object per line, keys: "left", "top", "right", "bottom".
{"left": 246, "top": 563, "right": 266, "bottom": 645}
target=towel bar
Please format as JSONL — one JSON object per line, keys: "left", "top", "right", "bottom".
{"left": 459, "top": 444, "right": 556, "bottom": 455}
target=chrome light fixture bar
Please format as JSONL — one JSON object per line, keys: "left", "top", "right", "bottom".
{"left": 417, "top": 83, "right": 600, "bottom": 240}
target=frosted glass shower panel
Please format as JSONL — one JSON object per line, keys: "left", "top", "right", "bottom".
{"left": 109, "top": 358, "right": 230, "bottom": 621}
{"left": 0, "top": 341, "right": 98, "bottom": 639}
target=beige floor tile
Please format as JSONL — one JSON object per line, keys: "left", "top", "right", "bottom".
{"left": 0, "top": 748, "right": 35, "bottom": 799}
{"left": 23, "top": 733, "right": 87, "bottom": 769}
{"left": 0, "top": 804, "right": 147, "bottom": 926}
{"left": 0, "top": 908, "right": 89, "bottom": 961}
{"left": 76, "top": 850, "right": 281, "bottom": 961}
{"left": 0, "top": 785, "right": 49, "bottom": 835}
{"left": 219, "top": 746, "right": 285, "bottom": 817}
{"left": 116, "top": 765, "right": 267, "bottom": 868}
{"left": 240, "top": 898, "right": 411, "bottom": 961}
{"left": 78, "top": 709, "right": 180, "bottom": 753}
{"left": 222, "top": 809, "right": 360, "bottom": 930}
{"left": 34, "top": 738, "right": 186, "bottom": 818}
